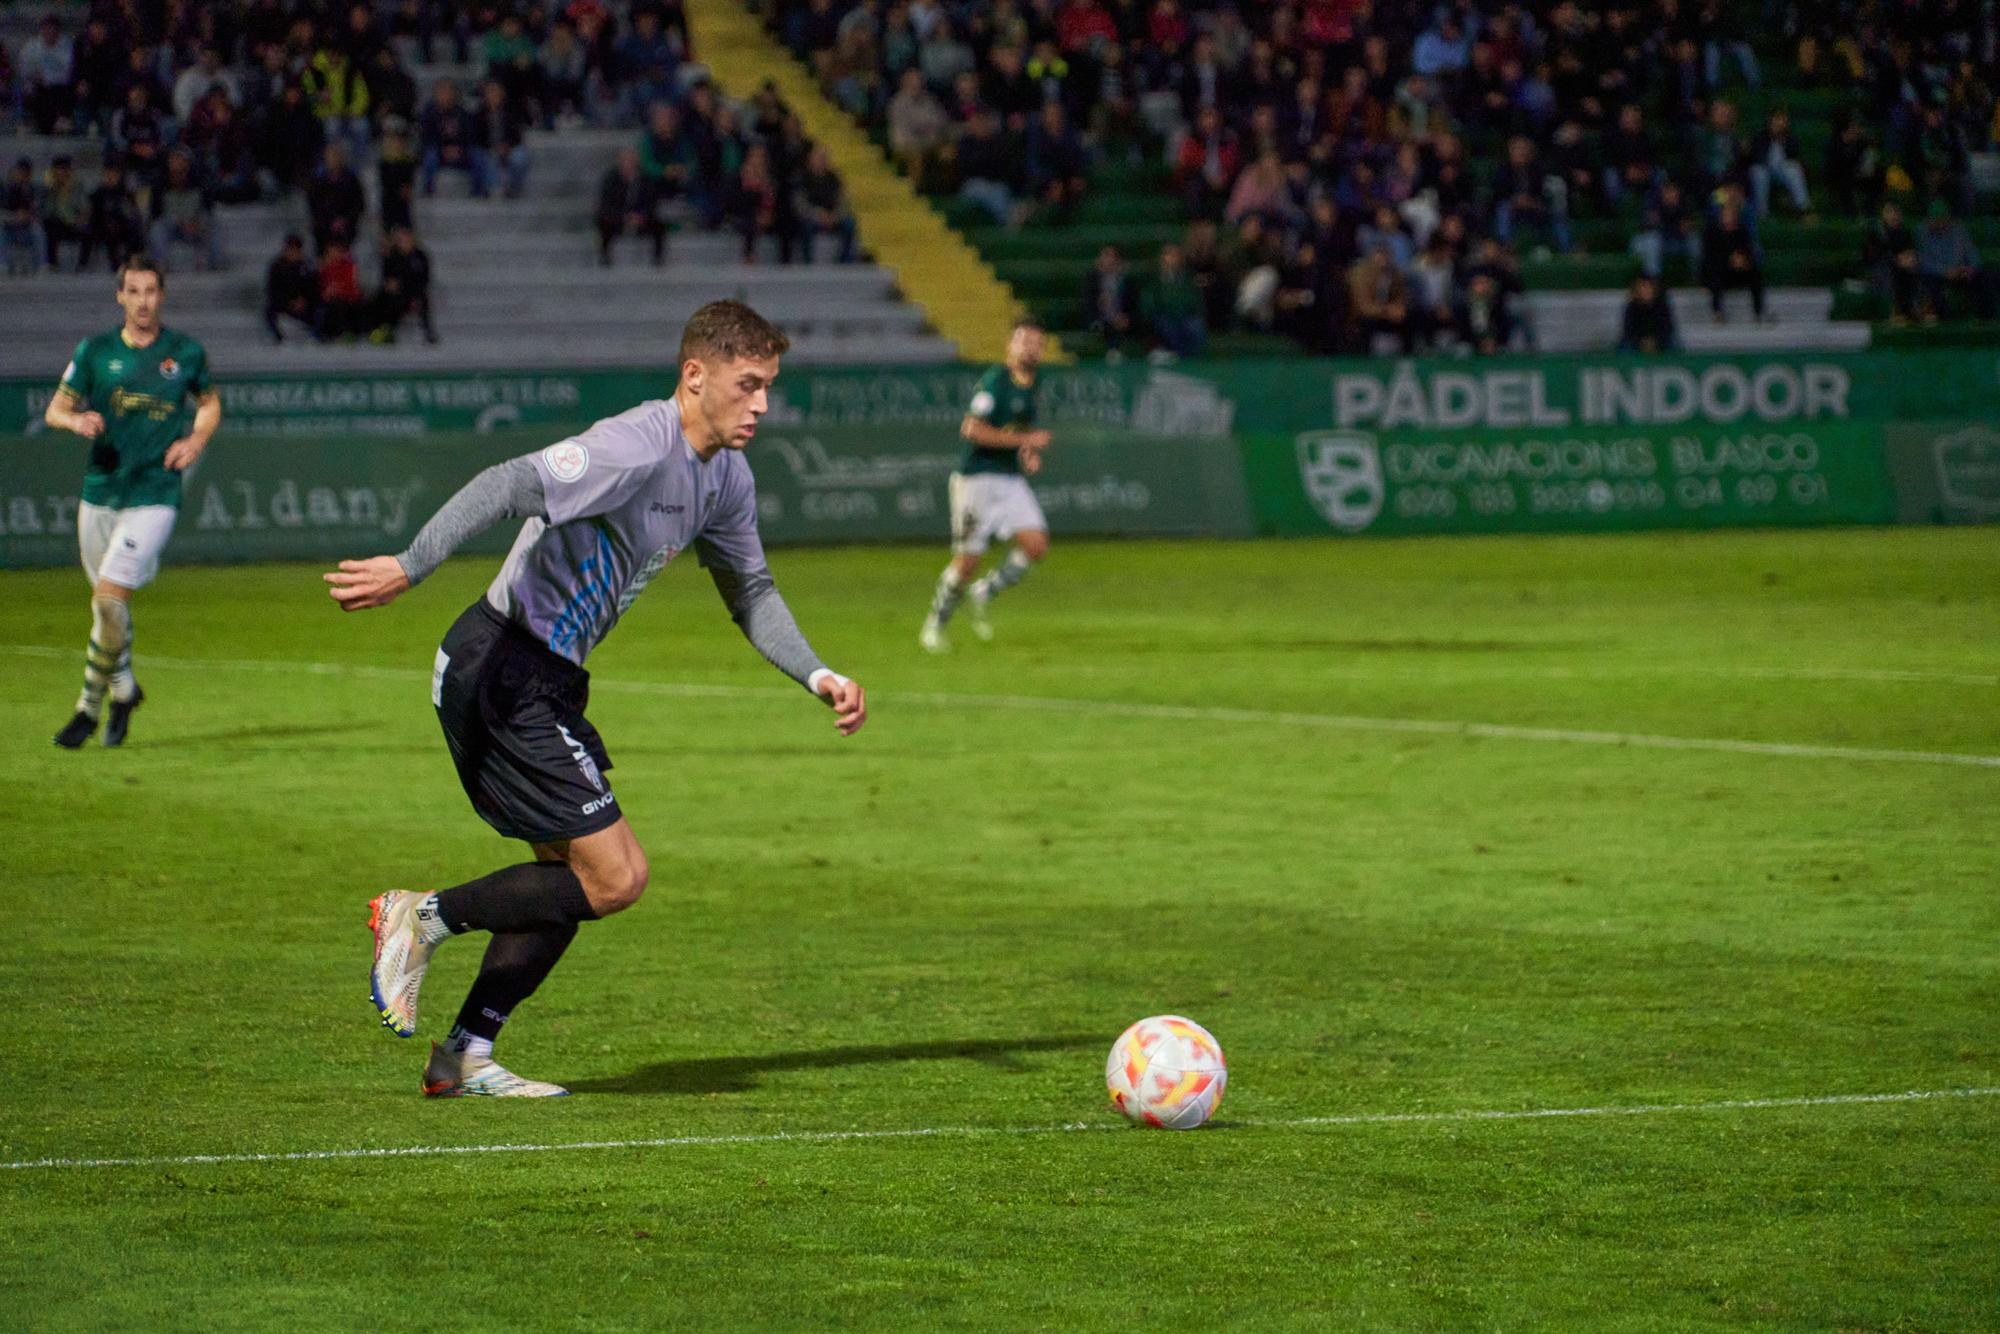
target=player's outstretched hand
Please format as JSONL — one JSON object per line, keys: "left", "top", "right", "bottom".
{"left": 163, "top": 435, "right": 206, "bottom": 471}
{"left": 324, "top": 556, "right": 411, "bottom": 611}
{"left": 70, "top": 411, "right": 106, "bottom": 438}
{"left": 816, "top": 675, "right": 868, "bottom": 736}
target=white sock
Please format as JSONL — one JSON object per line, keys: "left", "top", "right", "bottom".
{"left": 972, "top": 549, "right": 1034, "bottom": 602}
{"left": 447, "top": 1025, "right": 494, "bottom": 1062}
{"left": 929, "top": 564, "right": 967, "bottom": 625}
{"left": 75, "top": 595, "right": 130, "bottom": 719}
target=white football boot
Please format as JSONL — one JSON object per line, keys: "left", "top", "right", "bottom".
{"left": 918, "top": 614, "right": 950, "bottom": 654}
{"left": 422, "top": 1042, "right": 570, "bottom": 1098}
{"left": 367, "top": 891, "right": 438, "bottom": 1039}
{"left": 966, "top": 584, "right": 995, "bottom": 641}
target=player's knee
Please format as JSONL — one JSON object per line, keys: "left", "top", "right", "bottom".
{"left": 1018, "top": 532, "right": 1049, "bottom": 562}
{"left": 587, "top": 852, "right": 649, "bottom": 915}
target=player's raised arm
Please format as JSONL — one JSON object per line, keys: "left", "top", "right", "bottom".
{"left": 696, "top": 478, "right": 866, "bottom": 736}
{"left": 324, "top": 455, "right": 548, "bottom": 611}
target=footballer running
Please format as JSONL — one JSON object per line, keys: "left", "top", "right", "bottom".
{"left": 45, "top": 255, "right": 221, "bottom": 749}
{"left": 325, "top": 300, "right": 867, "bottom": 1098}
{"left": 919, "top": 318, "right": 1052, "bottom": 653}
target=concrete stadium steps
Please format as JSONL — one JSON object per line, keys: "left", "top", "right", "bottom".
{"left": 1525, "top": 288, "right": 1870, "bottom": 353}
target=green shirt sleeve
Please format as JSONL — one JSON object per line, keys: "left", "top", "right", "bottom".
{"left": 59, "top": 338, "right": 92, "bottom": 400}
{"left": 186, "top": 341, "right": 212, "bottom": 397}
{"left": 966, "top": 366, "right": 1003, "bottom": 423}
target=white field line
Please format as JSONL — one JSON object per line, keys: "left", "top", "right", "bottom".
{"left": 3, "top": 644, "right": 1997, "bottom": 769}
{"left": 5, "top": 1086, "right": 1996, "bottom": 1174}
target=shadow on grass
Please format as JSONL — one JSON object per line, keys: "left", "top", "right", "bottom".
{"left": 140, "top": 722, "right": 363, "bottom": 747}
{"left": 569, "top": 1033, "right": 1102, "bottom": 1096}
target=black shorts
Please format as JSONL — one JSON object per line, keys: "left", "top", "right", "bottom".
{"left": 433, "top": 599, "right": 621, "bottom": 844}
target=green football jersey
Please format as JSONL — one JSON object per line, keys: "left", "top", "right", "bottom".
{"left": 960, "top": 363, "right": 1038, "bottom": 476}
{"left": 57, "top": 327, "right": 213, "bottom": 510}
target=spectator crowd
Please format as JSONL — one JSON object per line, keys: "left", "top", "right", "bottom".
{"left": 762, "top": 0, "right": 1998, "bottom": 355}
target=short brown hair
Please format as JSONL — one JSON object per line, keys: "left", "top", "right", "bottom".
{"left": 679, "top": 300, "right": 789, "bottom": 365}
{"left": 117, "top": 254, "right": 165, "bottom": 289}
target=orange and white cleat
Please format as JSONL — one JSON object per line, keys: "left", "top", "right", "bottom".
{"left": 422, "top": 1043, "right": 570, "bottom": 1098}
{"left": 367, "top": 891, "right": 438, "bottom": 1039}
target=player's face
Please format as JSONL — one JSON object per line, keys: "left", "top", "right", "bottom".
{"left": 1008, "top": 326, "right": 1045, "bottom": 372}
{"left": 117, "top": 273, "right": 163, "bottom": 332}
{"left": 696, "top": 355, "right": 780, "bottom": 450}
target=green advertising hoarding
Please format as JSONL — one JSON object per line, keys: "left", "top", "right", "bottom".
{"left": 1218, "top": 352, "right": 2000, "bottom": 537}
{"left": 1, "top": 363, "right": 1251, "bottom": 567}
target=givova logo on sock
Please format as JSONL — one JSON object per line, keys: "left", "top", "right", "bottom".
{"left": 1296, "top": 431, "right": 1385, "bottom": 533}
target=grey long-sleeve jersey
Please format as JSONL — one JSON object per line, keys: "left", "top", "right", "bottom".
{"left": 394, "top": 397, "right": 830, "bottom": 687}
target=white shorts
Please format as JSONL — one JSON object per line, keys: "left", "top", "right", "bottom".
{"left": 949, "top": 472, "right": 1047, "bottom": 556}
{"left": 79, "top": 501, "right": 178, "bottom": 590}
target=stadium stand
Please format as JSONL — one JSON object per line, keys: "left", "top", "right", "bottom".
{"left": 0, "top": 3, "right": 956, "bottom": 375}
{"left": 751, "top": 0, "right": 2000, "bottom": 360}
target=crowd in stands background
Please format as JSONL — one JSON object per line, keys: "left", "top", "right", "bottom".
{"left": 0, "top": 0, "right": 862, "bottom": 320}
{"left": 768, "top": 0, "right": 1999, "bottom": 355}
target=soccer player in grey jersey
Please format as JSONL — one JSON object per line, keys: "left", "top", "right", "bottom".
{"left": 324, "top": 301, "right": 867, "bottom": 1098}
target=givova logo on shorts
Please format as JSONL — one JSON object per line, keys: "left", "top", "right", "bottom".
{"left": 1296, "top": 431, "right": 1386, "bottom": 533}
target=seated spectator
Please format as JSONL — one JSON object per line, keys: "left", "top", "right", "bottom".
{"left": 1702, "top": 196, "right": 1767, "bottom": 323}
{"left": 539, "top": 19, "right": 590, "bottom": 127}
{"left": 615, "top": 10, "right": 681, "bottom": 124}
{"left": 264, "top": 233, "right": 319, "bottom": 342}
{"left": 1454, "top": 269, "right": 1516, "bottom": 356}
{"left": 1749, "top": 109, "right": 1811, "bottom": 218}
{"left": 1603, "top": 104, "right": 1660, "bottom": 206}
{"left": 1409, "top": 232, "right": 1459, "bottom": 341}
{"left": 173, "top": 48, "right": 240, "bottom": 125}
{"left": 1617, "top": 274, "right": 1682, "bottom": 352}
{"left": 305, "top": 40, "right": 373, "bottom": 163}
{"left": 370, "top": 226, "right": 438, "bottom": 343}
{"left": 20, "top": 16, "right": 75, "bottom": 135}
{"left": 1082, "top": 243, "right": 1136, "bottom": 358}
{"left": 731, "top": 142, "right": 789, "bottom": 263}
{"left": 420, "top": 79, "right": 492, "bottom": 197}
{"left": 2, "top": 159, "right": 43, "bottom": 275}
{"left": 149, "top": 150, "right": 223, "bottom": 272}
{"left": 1224, "top": 151, "right": 1289, "bottom": 229}
{"left": 1347, "top": 241, "right": 1416, "bottom": 354}
{"left": 253, "top": 82, "right": 327, "bottom": 195}
{"left": 484, "top": 13, "right": 541, "bottom": 112}
{"left": 887, "top": 68, "right": 950, "bottom": 191}
{"left": 1273, "top": 240, "right": 1337, "bottom": 353}
{"left": 1630, "top": 179, "right": 1703, "bottom": 279}
{"left": 1141, "top": 243, "right": 1206, "bottom": 361}
{"left": 1548, "top": 120, "right": 1597, "bottom": 218}
{"left": 316, "top": 237, "right": 366, "bottom": 340}
{"left": 1912, "top": 104, "right": 1973, "bottom": 217}
{"left": 1492, "top": 136, "right": 1570, "bottom": 254}
{"left": 185, "top": 89, "right": 259, "bottom": 205}
{"left": 1700, "top": 0, "right": 1761, "bottom": 89}
{"left": 1024, "top": 102, "right": 1088, "bottom": 225}
{"left": 597, "top": 145, "right": 665, "bottom": 265}
{"left": 367, "top": 48, "right": 419, "bottom": 132}
{"left": 1863, "top": 202, "right": 1920, "bottom": 323}
{"left": 307, "top": 142, "right": 367, "bottom": 249}
{"left": 1916, "top": 202, "right": 1997, "bottom": 321}
{"left": 477, "top": 79, "right": 532, "bottom": 199}
{"left": 954, "top": 107, "right": 1025, "bottom": 228}
{"left": 112, "top": 86, "right": 169, "bottom": 200}
{"left": 1823, "top": 112, "right": 1883, "bottom": 219}
{"left": 795, "top": 145, "right": 857, "bottom": 263}
{"left": 81, "top": 162, "right": 146, "bottom": 271}
{"left": 39, "top": 156, "right": 86, "bottom": 271}
{"left": 638, "top": 101, "right": 695, "bottom": 204}
{"left": 1697, "top": 101, "right": 1748, "bottom": 199}
{"left": 70, "top": 16, "right": 121, "bottom": 137}
{"left": 1175, "top": 105, "right": 1240, "bottom": 222}
{"left": 378, "top": 120, "right": 419, "bottom": 232}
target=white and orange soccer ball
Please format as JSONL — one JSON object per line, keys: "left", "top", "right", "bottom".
{"left": 1104, "top": 1015, "right": 1227, "bottom": 1129}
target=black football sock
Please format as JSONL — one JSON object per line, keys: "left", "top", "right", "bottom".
{"left": 452, "top": 922, "right": 580, "bottom": 1042}
{"left": 432, "top": 862, "right": 600, "bottom": 935}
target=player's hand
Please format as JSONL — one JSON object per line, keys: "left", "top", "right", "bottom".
{"left": 70, "top": 410, "right": 106, "bottom": 438}
{"left": 324, "top": 556, "right": 411, "bottom": 611}
{"left": 163, "top": 435, "right": 206, "bottom": 470}
{"left": 815, "top": 674, "right": 867, "bottom": 736}
{"left": 1020, "top": 446, "right": 1044, "bottom": 476}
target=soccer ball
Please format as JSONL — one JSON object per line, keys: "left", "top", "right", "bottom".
{"left": 1104, "top": 1015, "right": 1227, "bottom": 1129}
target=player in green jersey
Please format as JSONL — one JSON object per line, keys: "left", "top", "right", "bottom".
{"left": 45, "top": 255, "right": 221, "bottom": 748}
{"left": 920, "top": 319, "right": 1052, "bottom": 653}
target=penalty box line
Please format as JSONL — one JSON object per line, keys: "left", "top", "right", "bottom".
{"left": 3, "top": 645, "right": 1997, "bottom": 770}
{"left": 4, "top": 1087, "right": 1997, "bottom": 1174}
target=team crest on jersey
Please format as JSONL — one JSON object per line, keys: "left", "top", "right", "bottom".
{"left": 159, "top": 358, "right": 180, "bottom": 379}
{"left": 544, "top": 441, "right": 590, "bottom": 483}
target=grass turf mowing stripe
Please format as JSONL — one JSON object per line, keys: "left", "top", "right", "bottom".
{"left": 5, "top": 1087, "right": 1996, "bottom": 1174}
{"left": 4, "top": 644, "right": 1997, "bottom": 769}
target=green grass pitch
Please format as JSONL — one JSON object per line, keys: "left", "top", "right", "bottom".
{"left": 2, "top": 527, "right": 1996, "bottom": 1330}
